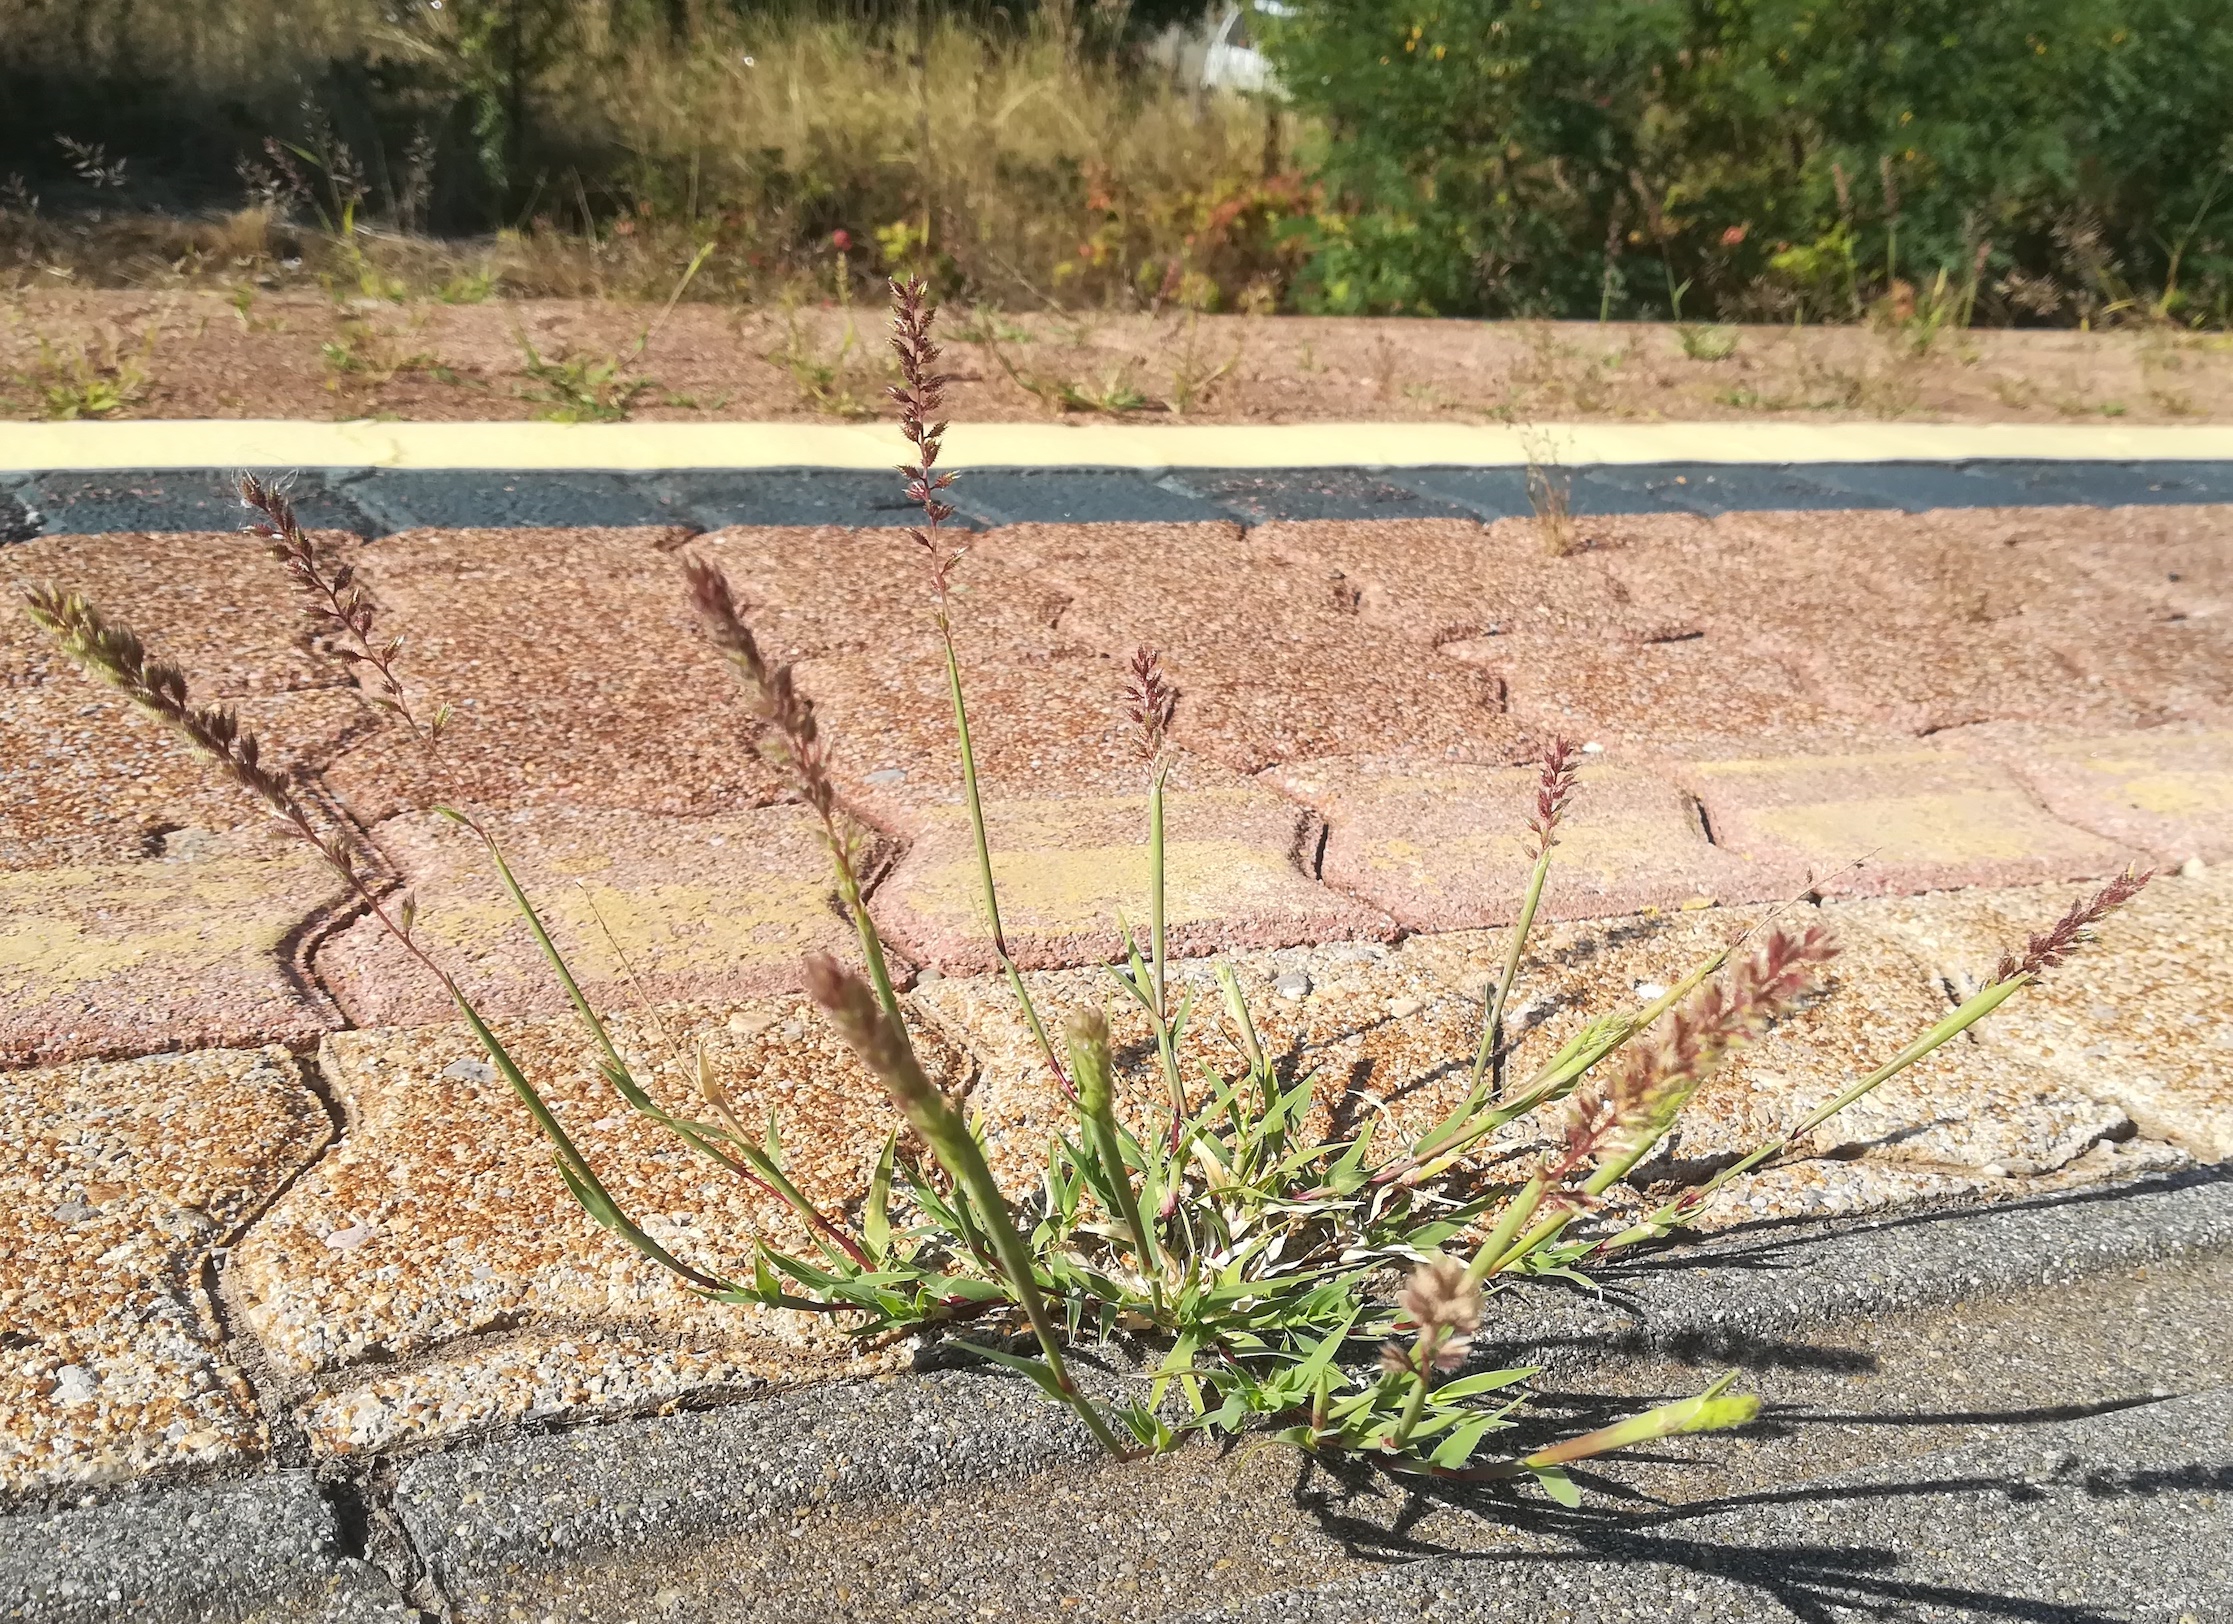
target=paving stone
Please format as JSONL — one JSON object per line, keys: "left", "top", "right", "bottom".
{"left": 1803, "top": 460, "right": 2047, "bottom": 510}
{"left": 2057, "top": 500, "right": 2233, "bottom": 614}
{"left": 981, "top": 522, "right": 1528, "bottom": 772}
{"left": 1267, "top": 756, "right": 1780, "bottom": 929}
{"left": 25, "top": 469, "right": 373, "bottom": 538}
{"left": 1165, "top": 468, "right": 1474, "bottom": 524}
{"left": 1678, "top": 746, "right": 2140, "bottom": 896}
{"left": 1397, "top": 908, "right": 2134, "bottom": 1188}
{"left": 1602, "top": 508, "right": 2156, "bottom": 737}
{"left": 1254, "top": 515, "right": 1667, "bottom": 647}
{"left": 945, "top": 469, "right": 1216, "bottom": 526}
{"left": 1466, "top": 631, "right": 1859, "bottom": 751}
{"left": 228, "top": 1001, "right": 954, "bottom": 1393}
{"left": 299, "top": 1328, "right": 896, "bottom": 1457}
{"left": 1963, "top": 458, "right": 2233, "bottom": 508}
{"left": 870, "top": 786, "right": 1393, "bottom": 975}
{"left": 3, "top": 619, "right": 372, "bottom": 867}
{"left": 1, "top": 527, "right": 351, "bottom": 697}
{"left": 1956, "top": 724, "right": 2233, "bottom": 865}
{"left": 0, "top": 845, "right": 347, "bottom": 1068}
{"left": 1862, "top": 505, "right": 2233, "bottom": 723}
{"left": 314, "top": 804, "right": 875, "bottom": 1026}
{"left": 910, "top": 940, "right": 1491, "bottom": 1196}
{"left": 322, "top": 526, "right": 789, "bottom": 821}
{"left": 1836, "top": 866, "right": 2233, "bottom": 1162}
{"left": 1578, "top": 461, "right": 1892, "bottom": 516}
{"left": 0, "top": 1474, "right": 414, "bottom": 1623}
{"left": 662, "top": 470, "right": 961, "bottom": 530}
{"left": 342, "top": 468, "right": 697, "bottom": 532}
{"left": 0, "top": 1047, "right": 328, "bottom": 1493}
{"left": 689, "top": 525, "right": 1195, "bottom": 832}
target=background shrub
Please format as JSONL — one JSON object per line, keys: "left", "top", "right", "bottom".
{"left": 1270, "top": 0, "right": 2233, "bottom": 322}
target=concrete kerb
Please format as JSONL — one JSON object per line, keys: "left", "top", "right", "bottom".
{"left": 9, "top": 419, "right": 2233, "bottom": 473}
{"left": 0, "top": 1108, "right": 2226, "bottom": 1618}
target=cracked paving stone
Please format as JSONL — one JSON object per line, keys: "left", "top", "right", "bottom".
{"left": 1836, "top": 864, "right": 2233, "bottom": 1162}
{"left": 1678, "top": 745, "right": 2141, "bottom": 897}
{"left": 0, "top": 1046, "right": 329, "bottom": 1493}
{"left": 1267, "top": 755, "right": 1780, "bottom": 930}
{"left": 0, "top": 841, "right": 348, "bottom": 1068}
{"left": 314, "top": 804, "right": 883, "bottom": 1026}
{"left": 227, "top": 1002, "right": 958, "bottom": 1446}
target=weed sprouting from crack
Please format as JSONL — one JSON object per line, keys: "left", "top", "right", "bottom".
{"left": 18, "top": 275, "right": 2159, "bottom": 1501}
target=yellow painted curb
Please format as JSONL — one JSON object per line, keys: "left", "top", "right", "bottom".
{"left": 6, "top": 418, "right": 2233, "bottom": 471}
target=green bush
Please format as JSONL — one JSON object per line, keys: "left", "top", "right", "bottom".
{"left": 1271, "top": 0, "right": 2233, "bottom": 322}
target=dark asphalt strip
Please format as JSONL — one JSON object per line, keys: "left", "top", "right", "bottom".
{"left": 5, "top": 460, "right": 2232, "bottom": 538}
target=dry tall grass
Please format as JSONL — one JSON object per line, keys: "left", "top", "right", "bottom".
{"left": 0, "top": 1, "right": 1303, "bottom": 308}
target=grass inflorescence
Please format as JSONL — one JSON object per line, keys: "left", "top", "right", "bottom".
{"left": 17, "top": 276, "right": 2157, "bottom": 1494}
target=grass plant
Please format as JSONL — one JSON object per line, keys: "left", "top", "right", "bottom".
{"left": 10, "top": 319, "right": 160, "bottom": 419}
{"left": 16, "top": 277, "right": 2157, "bottom": 1493}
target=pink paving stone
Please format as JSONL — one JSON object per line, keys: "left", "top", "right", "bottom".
{"left": 1678, "top": 746, "right": 2141, "bottom": 897}
{"left": 976, "top": 522, "right": 1530, "bottom": 773}
{"left": 870, "top": 784, "right": 1394, "bottom": 974}
{"left": 0, "top": 667, "right": 373, "bottom": 868}
{"left": 1843, "top": 507, "right": 2233, "bottom": 724}
{"left": 0, "top": 528, "right": 347, "bottom": 698}
{"left": 322, "top": 526, "right": 790, "bottom": 822}
{"left": 689, "top": 527, "right": 1196, "bottom": 832}
{"left": 1265, "top": 755, "right": 1781, "bottom": 930}
{"left": 1450, "top": 629, "right": 1863, "bottom": 753}
{"left": 1250, "top": 516, "right": 1671, "bottom": 646}
{"left": 1601, "top": 509, "right": 2158, "bottom": 737}
{"left": 0, "top": 842, "right": 348, "bottom": 1068}
{"left": 1951, "top": 725, "right": 2233, "bottom": 866}
{"left": 315, "top": 804, "right": 884, "bottom": 1026}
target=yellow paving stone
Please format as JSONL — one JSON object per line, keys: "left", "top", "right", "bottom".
{"left": 0, "top": 1047, "right": 329, "bottom": 1493}
{"left": 1267, "top": 756, "right": 1780, "bottom": 931}
{"left": 1833, "top": 866, "right": 2233, "bottom": 1162}
{"left": 1680, "top": 748, "right": 2140, "bottom": 896}
{"left": 870, "top": 788, "right": 1393, "bottom": 975}
{"left": 228, "top": 1001, "right": 956, "bottom": 1380}
{"left": 314, "top": 805, "right": 883, "bottom": 1026}
{"left": 0, "top": 846, "right": 346, "bottom": 1067}
{"left": 1961, "top": 726, "right": 2233, "bottom": 867}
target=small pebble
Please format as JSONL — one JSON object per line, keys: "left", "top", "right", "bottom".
{"left": 441, "top": 1057, "right": 496, "bottom": 1084}
{"left": 52, "top": 1366, "right": 98, "bottom": 1407}
{"left": 325, "top": 1220, "right": 377, "bottom": 1251}
{"left": 1386, "top": 995, "right": 1423, "bottom": 1019}
{"left": 865, "top": 767, "right": 908, "bottom": 786}
{"left": 1274, "top": 969, "right": 1312, "bottom": 1000}
{"left": 2180, "top": 855, "right": 2207, "bottom": 879}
